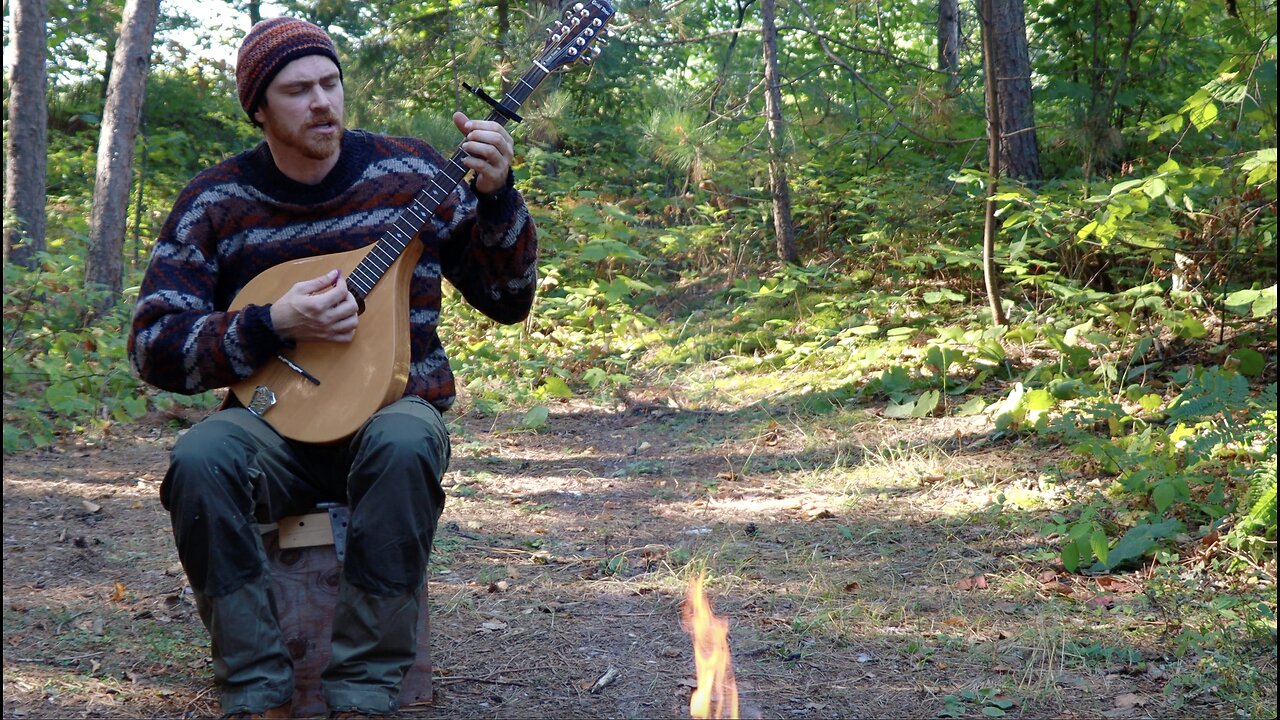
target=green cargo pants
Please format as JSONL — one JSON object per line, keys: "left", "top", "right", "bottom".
{"left": 162, "top": 396, "right": 449, "bottom": 716}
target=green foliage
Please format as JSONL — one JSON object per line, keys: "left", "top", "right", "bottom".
{"left": 1, "top": 254, "right": 212, "bottom": 452}
{"left": 938, "top": 687, "right": 1016, "bottom": 718}
{"left": 10, "top": 0, "right": 1275, "bottom": 599}
{"left": 1226, "top": 441, "right": 1278, "bottom": 561}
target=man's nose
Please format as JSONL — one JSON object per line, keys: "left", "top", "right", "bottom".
{"left": 309, "top": 87, "right": 332, "bottom": 111}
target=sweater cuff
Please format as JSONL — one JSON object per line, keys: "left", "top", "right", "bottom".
{"left": 241, "top": 303, "right": 291, "bottom": 354}
{"left": 470, "top": 170, "right": 517, "bottom": 222}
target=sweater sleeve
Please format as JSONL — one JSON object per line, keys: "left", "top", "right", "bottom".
{"left": 438, "top": 170, "right": 539, "bottom": 325}
{"left": 128, "top": 185, "right": 288, "bottom": 394}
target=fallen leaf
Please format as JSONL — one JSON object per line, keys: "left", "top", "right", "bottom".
{"left": 479, "top": 620, "right": 508, "bottom": 632}
{"left": 955, "top": 574, "right": 988, "bottom": 590}
{"left": 1114, "top": 693, "right": 1147, "bottom": 709}
{"left": 82, "top": 500, "right": 101, "bottom": 514}
{"left": 804, "top": 507, "right": 835, "bottom": 521}
{"left": 1037, "top": 570, "right": 1059, "bottom": 583}
{"left": 1097, "top": 577, "right": 1140, "bottom": 594}
{"left": 589, "top": 666, "right": 619, "bottom": 692}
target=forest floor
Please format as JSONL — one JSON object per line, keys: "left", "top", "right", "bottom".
{"left": 3, "top": 388, "right": 1275, "bottom": 719}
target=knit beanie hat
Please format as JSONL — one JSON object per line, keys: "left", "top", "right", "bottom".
{"left": 236, "top": 17, "right": 342, "bottom": 119}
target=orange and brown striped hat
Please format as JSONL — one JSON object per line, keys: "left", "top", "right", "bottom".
{"left": 236, "top": 17, "right": 342, "bottom": 118}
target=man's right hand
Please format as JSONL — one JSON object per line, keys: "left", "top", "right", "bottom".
{"left": 269, "top": 269, "right": 359, "bottom": 343}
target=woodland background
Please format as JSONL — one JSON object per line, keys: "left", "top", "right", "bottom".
{"left": 2, "top": 0, "right": 1277, "bottom": 716}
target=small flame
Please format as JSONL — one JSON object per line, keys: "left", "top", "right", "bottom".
{"left": 681, "top": 572, "right": 739, "bottom": 719}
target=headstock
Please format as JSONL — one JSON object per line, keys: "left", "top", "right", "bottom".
{"left": 538, "top": 0, "right": 617, "bottom": 72}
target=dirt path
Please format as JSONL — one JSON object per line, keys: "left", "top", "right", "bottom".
{"left": 1, "top": 397, "right": 1250, "bottom": 718}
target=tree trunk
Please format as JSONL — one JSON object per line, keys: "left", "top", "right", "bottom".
{"left": 979, "top": 0, "right": 1008, "bottom": 326}
{"left": 4, "top": 0, "right": 49, "bottom": 269}
{"left": 761, "top": 0, "right": 799, "bottom": 265}
{"left": 990, "top": 0, "right": 1042, "bottom": 182}
{"left": 498, "top": 0, "right": 510, "bottom": 83}
{"left": 85, "top": 0, "right": 160, "bottom": 310}
{"left": 937, "top": 0, "right": 961, "bottom": 96}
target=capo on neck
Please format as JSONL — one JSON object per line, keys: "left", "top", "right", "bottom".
{"left": 462, "top": 82, "right": 524, "bottom": 124}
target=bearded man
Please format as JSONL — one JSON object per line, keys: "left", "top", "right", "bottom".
{"left": 129, "top": 17, "right": 537, "bottom": 719}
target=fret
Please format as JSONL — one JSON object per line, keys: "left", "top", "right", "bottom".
{"left": 403, "top": 205, "right": 426, "bottom": 224}
{"left": 427, "top": 176, "right": 453, "bottom": 199}
{"left": 350, "top": 262, "right": 379, "bottom": 285}
{"left": 347, "top": 274, "right": 373, "bottom": 297}
{"left": 368, "top": 246, "right": 395, "bottom": 269}
{"left": 390, "top": 221, "right": 415, "bottom": 245}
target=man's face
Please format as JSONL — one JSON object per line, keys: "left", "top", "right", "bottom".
{"left": 255, "top": 54, "right": 345, "bottom": 161}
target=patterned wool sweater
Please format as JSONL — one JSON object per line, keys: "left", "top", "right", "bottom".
{"left": 129, "top": 129, "right": 537, "bottom": 412}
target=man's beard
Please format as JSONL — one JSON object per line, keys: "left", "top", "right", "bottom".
{"left": 271, "top": 112, "right": 345, "bottom": 161}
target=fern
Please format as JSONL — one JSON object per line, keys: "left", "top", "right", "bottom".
{"left": 1167, "top": 367, "right": 1252, "bottom": 424}
{"left": 1241, "top": 453, "right": 1277, "bottom": 531}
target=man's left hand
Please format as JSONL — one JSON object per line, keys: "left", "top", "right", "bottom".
{"left": 453, "top": 111, "right": 513, "bottom": 195}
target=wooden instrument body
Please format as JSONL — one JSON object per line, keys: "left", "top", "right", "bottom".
{"left": 227, "top": 241, "right": 423, "bottom": 444}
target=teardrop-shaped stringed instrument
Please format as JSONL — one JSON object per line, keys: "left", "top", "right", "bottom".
{"left": 228, "top": 1, "right": 616, "bottom": 443}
